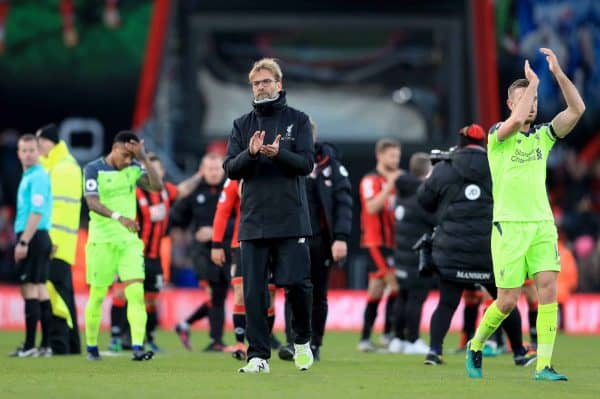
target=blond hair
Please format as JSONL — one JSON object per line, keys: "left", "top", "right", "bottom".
{"left": 375, "top": 138, "right": 401, "bottom": 154}
{"left": 508, "top": 78, "right": 529, "bottom": 98}
{"left": 248, "top": 58, "right": 283, "bottom": 83}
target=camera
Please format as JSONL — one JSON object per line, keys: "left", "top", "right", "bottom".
{"left": 412, "top": 233, "right": 436, "bottom": 277}
{"left": 429, "top": 147, "right": 456, "bottom": 165}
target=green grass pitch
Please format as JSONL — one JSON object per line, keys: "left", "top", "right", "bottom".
{"left": 0, "top": 330, "right": 598, "bottom": 399}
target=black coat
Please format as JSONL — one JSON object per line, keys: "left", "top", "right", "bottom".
{"left": 394, "top": 174, "right": 436, "bottom": 278}
{"left": 224, "top": 91, "right": 314, "bottom": 240}
{"left": 170, "top": 179, "right": 225, "bottom": 232}
{"left": 310, "top": 142, "right": 353, "bottom": 242}
{"left": 417, "top": 147, "right": 494, "bottom": 283}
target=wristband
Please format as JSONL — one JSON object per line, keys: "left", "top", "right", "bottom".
{"left": 111, "top": 212, "right": 122, "bottom": 221}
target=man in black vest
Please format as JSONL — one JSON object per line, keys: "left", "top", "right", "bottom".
{"left": 224, "top": 58, "right": 314, "bottom": 373}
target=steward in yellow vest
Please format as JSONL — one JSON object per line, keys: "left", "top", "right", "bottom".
{"left": 37, "top": 124, "right": 82, "bottom": 355}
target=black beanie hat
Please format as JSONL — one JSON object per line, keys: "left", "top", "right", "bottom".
{"left": 36, "top": 124, "right": 59, "bottom": 143}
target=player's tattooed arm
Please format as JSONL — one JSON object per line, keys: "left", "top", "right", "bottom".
{"left": 542, "top": 48, "right": 586, "bottom": 138}
{"left": 137, "top": 163, "right": 163, "bottom": 192}
{"left": 176, "top": 166, "right": 202, "bottom": 199}
{"left": 85, "top": 195, "right": 139, "bottom": 232}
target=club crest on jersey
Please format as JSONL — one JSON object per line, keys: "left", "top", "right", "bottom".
{"left": 322, "top": 166, "right": 332, "bottom": 178}
{"left": 196, "top": 194, "right": 206, "bottom": 204}
{"left": 281, "top": 124, "right": 295, "bottom": 141}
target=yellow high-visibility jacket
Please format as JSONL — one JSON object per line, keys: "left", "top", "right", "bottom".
{"left": 40, "top": 141, "right": 82, "bottom": 265}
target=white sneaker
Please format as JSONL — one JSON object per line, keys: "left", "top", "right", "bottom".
{"left": 17, "top": 347, "right": 38, "bottom": 358}
{"left": 356, "top": 340, "right": 376, "bottom": 352}
{"left": 238, "top": 357, "right": 270, "bottom": 373}
{"left": 388, "top": 338, "right": 406, "bottom": 354}
{"left": 403, "top": 339, "right": 430, "bottom": 355}
{"left": 293, "top": 342, "right": 314, "bottom": 371}
{"left": 36, "top": 347, "right": 53, "bottom": 358}
{"left": 379, "top": 333, "right": 392, "bottom": 347}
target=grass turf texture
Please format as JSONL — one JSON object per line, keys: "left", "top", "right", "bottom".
{"left": 0, "top": 331, "right": 597, "bottom": 399}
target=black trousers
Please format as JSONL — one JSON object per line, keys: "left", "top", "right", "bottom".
{"left": 284, "top": 235, "right": 331, "bottom": 347}
{"left": 48, "top": 258, "right": 81, "bottom": 354}
{"left": 394, "top": 284, "right": 430, "bottom": 343}
{"left": 208, "top": 279, "right": 229, "bottom": 343}
{"left": 241, "top": 237, "right": 312, "bottom": 360}
{"left": 429, "top": 278, "right": 524, "bottom": 356}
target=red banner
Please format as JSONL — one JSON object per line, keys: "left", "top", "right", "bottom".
{"left": 0, "top": 286, "right": 599, "bottom": 334}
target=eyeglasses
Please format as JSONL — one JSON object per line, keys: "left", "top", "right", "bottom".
{"left": 251, "top": 78, "right": 277, "bottom": 87}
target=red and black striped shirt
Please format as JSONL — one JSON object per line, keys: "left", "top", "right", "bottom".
{"left": 136, "top": 181, "right": 178, "bottom": 259}
{"left": 359, "top": 172, "right": 396, "bottom": 248}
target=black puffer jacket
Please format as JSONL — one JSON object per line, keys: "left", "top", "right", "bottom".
{"left": 311, "top": 142, "right": 353, "bottom": 242}
{"left": 394, "top": 173, "right": 436, "bottom": 275}
{"left": 417, "top": 147, "right": 494, "bottom": 283}
{"left": 224, "top": 91, "right": 314, "bottom": 240}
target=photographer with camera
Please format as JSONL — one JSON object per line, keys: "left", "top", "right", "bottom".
{"left": 417, "top": 125, "right": 535, "bottom": 367}
{"left": 388, "top": 153, "right": 436, "bottom": 355}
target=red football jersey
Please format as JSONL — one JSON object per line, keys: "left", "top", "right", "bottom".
{"left": 359, "top": 172, "right": 396, "bottom": 248}
{"left": 212, "top": 179, "right": 241, "bottom": 248}
{"left": 137, "top": 181, "right": 178, "bottom": 259}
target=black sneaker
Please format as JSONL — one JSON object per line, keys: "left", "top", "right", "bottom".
{"left": 232, "top": 349, "right": 247, "bottom": 361}
{"left": 269, "top": 334, "right": 282, "bottom": 350}
{"left": 311, "top": 345, "right": 321, "bottom": 362}
{"left": 278, "top": 343, "right": 294, "bottom": 361}
{"left": 203, "top": 341, "right": 225, "bottom": 352}
{"left": 147, "top": 341, "right": 162, "bottom": 353}
{"left": 87, "top": 346, "right": 101, "bottom": 361}
{"left": 424, "top": 352, "right": 444, "bottom": 365}
{"left": 174, "top": 324, "right": 192, "bottom": 351}
{"left": 514, "top": 353, "right": 537, "bottom": 367}
{"left": 132, "top": 348, "right": 154, "bottom": 361}
{"left": 8, "top": 344, "right": 24, "bottom": 357}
